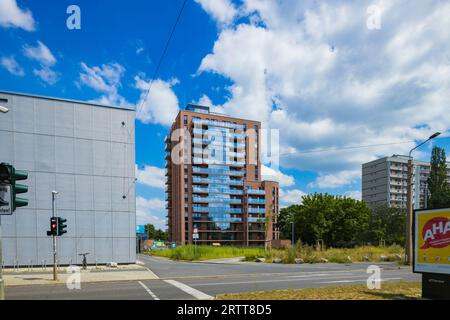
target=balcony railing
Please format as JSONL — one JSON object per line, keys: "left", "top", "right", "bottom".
{"left": 248, "top": 208, "right": 266, "bottom": 214}
{"left": 246, "top": 189, "right": 266, "bottom": 195}
{"left": 247, "top": 198, "right": 266, "bottom": 204}
{"left": 193, "top": 197, "right": 242, "bottom": 204}
{"left": 192, "top": 176, "right": 244, "bottom": 185}
{"left": 193, "top": 187, "right": 244, "bottom": 195}
{"left": 192, "top": 167, "right": 245, "bottom": 176}
{"left": 193, "top": 118, "right": 245, "bottom": 130}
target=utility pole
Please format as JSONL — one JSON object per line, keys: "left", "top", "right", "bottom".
{"left": 52, "top": 191, "right": 58, "bottom": 281}
{"left": 405, "top": 132, "right": 440, "bottom": 265}
{"left": 291, "top": 221, "right": 295, "bottom": 246}
{"left": 406, "top": 158, "right": 414, "bottom": 265}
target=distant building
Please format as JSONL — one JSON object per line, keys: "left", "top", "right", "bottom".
{"left": 165, "top": 104, "right": 279, "bottom": 246}
{"left": 362, "top": 155, "right": 450, "bottom": 209}
{"left": 0, "top": 91, "right": 136, "bottom": 266}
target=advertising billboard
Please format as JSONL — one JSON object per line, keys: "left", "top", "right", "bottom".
{"left": 414, "top": 208, "right": 450, "bottom": 275}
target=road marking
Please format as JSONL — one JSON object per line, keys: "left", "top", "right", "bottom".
{"left": 138, "top": 281, "right": 160, "bottom": 300}
{"left": 319, "top": 277, "right": 401, "bottom": 284}
{"left": 286, "top": 273, "right": 353, "bottom": 278}
{"left": 165, "top": 279, "right": 213, "bottom": 300}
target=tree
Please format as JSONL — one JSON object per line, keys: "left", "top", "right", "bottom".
{"left": 145, "top": 223, "right": 168, "bottom": 241}
{"left": 427, "top": 146, "right": 450, "bottom": 209}
{"left": 282, "top": 194, "right": 371, "bottom": 247}
{"left": 365, "top": 204, "right": 406, "bottom": 246}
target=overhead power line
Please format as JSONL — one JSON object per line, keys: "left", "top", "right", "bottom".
{"left": 279, "top": 140, "right": 417, "bottom": 157}
{"left": 136, "top": 0, "right": 188, "bottom": 116}
{"left": 279, "top": 135, "right": 450, "bottom": 157}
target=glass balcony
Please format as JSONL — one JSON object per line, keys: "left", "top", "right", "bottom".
{"left": 246, "top": 189, "right": 266, "bottom": 195}
{"left": 193, "top": 157, "right": 245, "bottom": 166}
{"left": 192, "top": 167, "right": 245, "bottom": 176}
{"left": 193, "top": 206, "right": 242, "bottom": 213}
{"left": 192, "top": 138, "right": 245, "bottom": 149}
{"left": 193, "top": 118, "right": 245, "bottom": 130}
{"left": 248, "top": 217, "right": 265, "bottom": 223}
{"left": 248, "top": 208, "right": 266, "bottom": 214}
{"left": 247, "top": 198, "right": 266, "bottom": 204}
{"left": 192, "top": 176, "right": 244, "bottom": 185}
{"left": 192, "top": 187, "right": 244, "bottom": 195}
{"left": 193, "top": 197, "right": 242, "bottom": 204}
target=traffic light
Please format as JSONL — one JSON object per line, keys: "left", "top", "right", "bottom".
{"left": 57, "top": 217, "right": 67, "bottom": 236}
{"left": 0, "top": 163, "right": 28, "bottom": 212}
{"left": 12, "top": 167, "right": 28, "bottom": 211}
{"left": 47, "top": 217, "right": 58, "bottom": 236}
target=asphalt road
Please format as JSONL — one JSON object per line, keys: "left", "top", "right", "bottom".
{"left": 5, "top": 254, "right": 421, "bottom": 300}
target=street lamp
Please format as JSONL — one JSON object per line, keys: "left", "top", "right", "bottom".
{"left": 51, "top": 190, "right": 58, "bottom": 280}
{"left": 0, "top": 105, "right": 8, "bottom": 113}
{"left": 405, "top": 132, "right": 441, "bottom": 265}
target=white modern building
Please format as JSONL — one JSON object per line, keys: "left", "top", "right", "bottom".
{"left": 362, "top": 155, "right": 450, "bottom": 209}
{"left": 0, "top": 91, "right": 136, "bottom": 266}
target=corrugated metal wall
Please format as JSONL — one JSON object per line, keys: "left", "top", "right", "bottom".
{"left": 0, "top": 92, "right": 136, "bottom": 266}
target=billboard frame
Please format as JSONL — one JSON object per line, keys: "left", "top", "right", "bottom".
{"left": 413, "top": 207, "right": 450, "bottom": 275}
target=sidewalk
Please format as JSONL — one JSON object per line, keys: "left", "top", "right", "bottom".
{"left": 3, "top": 264, "right": 159, "bottom": 286}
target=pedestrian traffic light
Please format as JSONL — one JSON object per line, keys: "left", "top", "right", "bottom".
{"left": 47, "top": 217, "right": 58, "bottom": 236}
{"left": 57, "top": 217, "right": 67, "bottom": 236}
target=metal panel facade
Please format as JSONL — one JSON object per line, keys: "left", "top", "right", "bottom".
{"left": 0, "top": 92, "right": 136, "bottom": 266}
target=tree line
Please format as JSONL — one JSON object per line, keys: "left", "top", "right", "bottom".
{"left": 144, "top": 224, "right": 168, "bottom": 241}
{"left": 279, "top": 146, "right": 450, "bottom": 247}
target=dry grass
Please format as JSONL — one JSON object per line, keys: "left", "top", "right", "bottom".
{"left": 216, "top": 281, "right": 422, "bottom": 300}
{"left": 259, "top": 245, "right": 405, "bottom": 264}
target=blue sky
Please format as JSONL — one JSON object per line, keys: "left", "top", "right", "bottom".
{"left": 1, "top": 0, "right": 450, "bottom": 229}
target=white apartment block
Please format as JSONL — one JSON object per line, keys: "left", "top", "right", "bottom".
{"left": 362, "top": 155, "right": 450, "bottom": 209}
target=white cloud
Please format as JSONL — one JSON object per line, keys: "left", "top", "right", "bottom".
{"left": 33, "top": 67, "right": 59, "bottom": 85}
{"left": 135, "top": 76, "right": 180, "bottom": 126}
{"left": 136, "top": 196, "right": 166, "bottom": 229}
{"left": 23, "top": 41, "right": 57, "bottom": 66}
{"left": 279, "top": 189, "right": 307, "bottom": 207}
{"left": 261, "top": 165, "right": 294, "bottom": 187}
{"left": 0, "top": 0, "right": 35, "bottom": 31}
{"left": 195, "top": 0, "right": 238, "bottom": 26}
{"left": 78, "top": 62, "right": 131, "bottom": 107}
{"left": 23, "top": 41, "right": 60, "bottom": 84}
{"left": 0, "top": 56, "right": 24, "bottom": 76}
{"left": 309, "top": 170, "right": 360, "bottom": 189}
{"left": 196, "top": 0, "right": 450, "bottom": 189}
{"left": 344, "top": 190, "right": 362, "bottom": 201}
{"left": 135, "top": 165, "right": 166, "bottom": 189}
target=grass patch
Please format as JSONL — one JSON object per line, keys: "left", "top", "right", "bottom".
{"left": 148, "top": 244, "right": 405, "bottom": 264}
{"left": 149, "top": 245, "right": 266, "bottom": 261}
{"left": 263, "top": 245, "right": 405, "bottom": 264}
{"left": 216, "top": 281, "right": 421, "bottom": 300}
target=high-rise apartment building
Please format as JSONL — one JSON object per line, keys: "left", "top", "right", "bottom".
{"left": 165, "top": 105, "right": 279, "bottom": 246}
{"left": 362, "top": 155, "right": 450, "bottom": 209}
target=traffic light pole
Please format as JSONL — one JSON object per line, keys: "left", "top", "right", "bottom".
{"left": 0, "top": 216, "right": 4, "bottom": 300}
{"left": 52, "top": 192, "right": 58, "bottom": 281}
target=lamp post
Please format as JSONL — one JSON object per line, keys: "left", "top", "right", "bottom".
{"left": 405, "top": 132, "right": 441, "bottom": 265}
{"left": 52, "top": 190, "right": 58, "bottom": 281}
